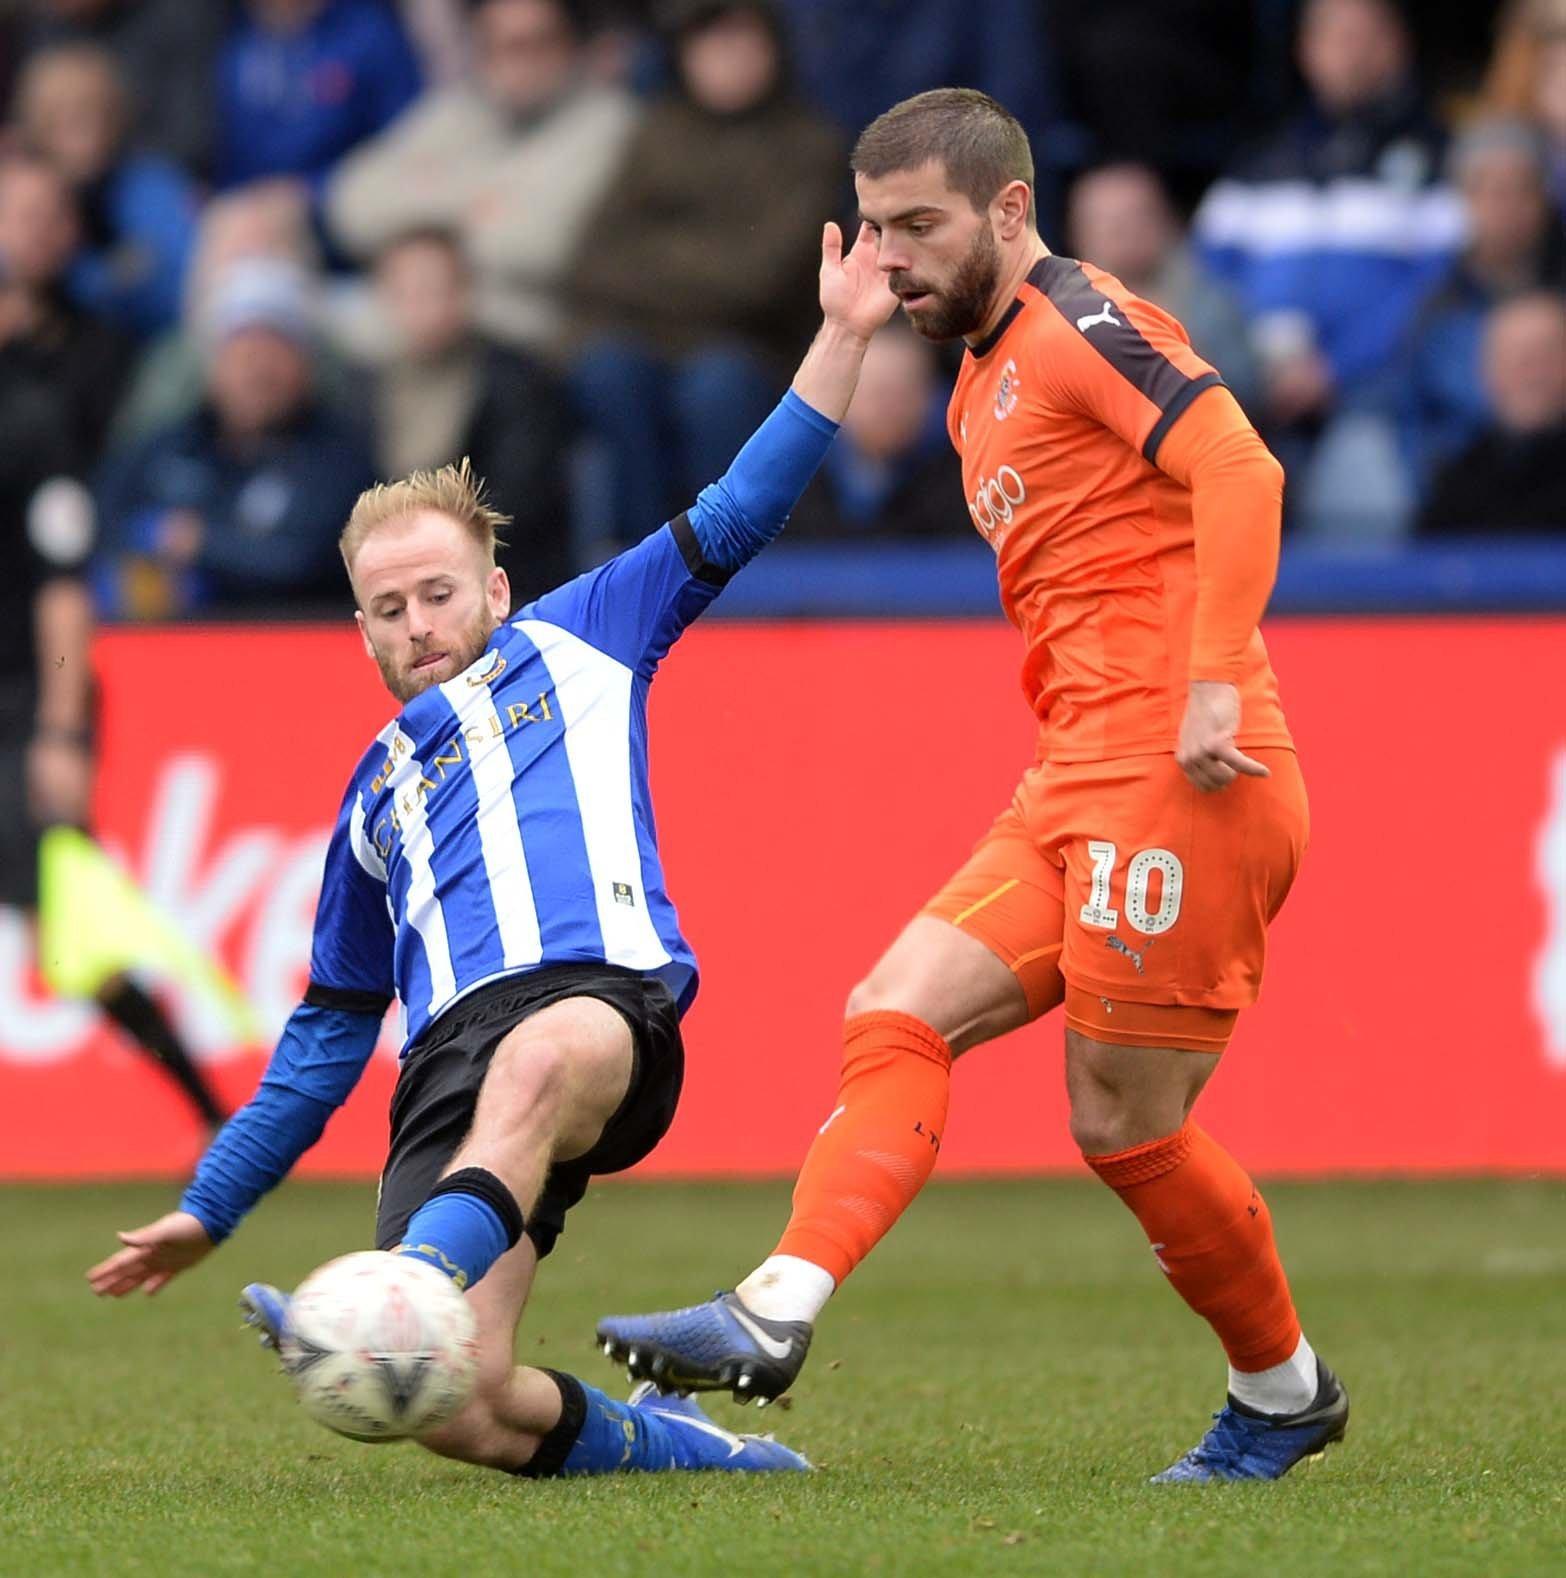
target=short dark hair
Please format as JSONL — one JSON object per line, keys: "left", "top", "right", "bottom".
{"left": 852, "top": 89, "right": 1034, "bottom": 219}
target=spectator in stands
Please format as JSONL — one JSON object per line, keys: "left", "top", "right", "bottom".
{"left": 110, "top": 180, "right": 360, "bottom": 444}
{"left": 326, "top": 0, "right": 638, "bottom": 354}
{"left": 1194, "top": 0, "right": 1463, "bottom": 434}
{"left": 1537, "top": 26, "right": 1566, "bottom": 214}
{"left": 95, "top": 258, "right": 376, "bottom": 618}
{"left": 568, "top": 0, "right": 841, "bottom": 547}
{"left": 0, "top": 150, "right": 133, "bottom": 489}
{"left": 362, "top": 228, "right": 574, "bottom": 601}
{"left": 215, "top": 0, "right": 422, "bottom": 196}
{"left": 14, "top": 41, "right": 200, "bottom": 337}
{"left": 1067, "top": 162, "right": 1260, "bottom": 415}
{"left": 771, "top": 0, "right": 1047, "bottom": 147}
{"left": 788, "top": 322, "right": 963, "bottom": 540}
{"left": 1047, "top": 0, "right": 1266, "bottom": 202}
{"left": 22, "top": 0, "right": 229, "bottom": 179}
{"left": 1418, "top": 292, "right": 1566, "bottom": 535}
{"left": 399, "top": 0, "right": 472, "bottom": 86}
{"left": 1481, "top": 0, "right": 1566, "bottom": 214}
{"left": 1402, "top": 119, "right": 1566, "bottom": 491}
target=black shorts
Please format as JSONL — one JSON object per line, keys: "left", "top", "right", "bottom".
{"left": 374, "top": 963, "right": 684, "bottom": 1259}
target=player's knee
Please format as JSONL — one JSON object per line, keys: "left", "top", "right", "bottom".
{"left": 844, "top": 967, "right": 917, "bottom": 1021}
{"left": 1068, "top": 1094, "right": 1142, "bottom": 1159}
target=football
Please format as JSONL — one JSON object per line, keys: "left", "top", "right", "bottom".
{"left": 280, "top": 1251, "right": 479, "bottom": 1443}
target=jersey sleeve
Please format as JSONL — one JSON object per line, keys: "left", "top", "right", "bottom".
{"left": 1030, "top": 263, "right": 1226, "bottom": 465}
{"left": 304, "top": 776, "right": 395, "bottom": 1012}
{"left": 517, "top": 520, "right": 723, "bottom": 677}
{"left": 1155, "top": 384, "right": 1285, "bottom": 682}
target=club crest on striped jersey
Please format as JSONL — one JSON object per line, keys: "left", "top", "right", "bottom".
{"left": 993, "top": 358, "right": 1020, "bottom": 421}
{"left": 465, "top": 649, "right": 506, "bottom": 686}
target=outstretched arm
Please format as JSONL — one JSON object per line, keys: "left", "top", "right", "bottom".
{"left": 86, "top": 1003, "right": 382, "bottom": 1296}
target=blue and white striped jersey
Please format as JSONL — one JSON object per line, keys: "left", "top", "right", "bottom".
{"left": 306, "top": 517, "right": 723, "bottom": 1050}
{"left": 178, "top": 388, "right": 838, "bottom": 1245}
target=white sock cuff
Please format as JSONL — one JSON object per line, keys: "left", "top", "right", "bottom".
{"left": 737, "top": 1254, "right": 837, "bottom": 1324}
{"left": 1227, "top": 1332, "right": 1318, "bottom": 1417}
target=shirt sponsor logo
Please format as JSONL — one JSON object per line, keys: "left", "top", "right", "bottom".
{"left": 368, "top": 691, "right": 556, "bottom": 856}
{"left": 967, "top": 464, "right": 1027, "bottom": 547}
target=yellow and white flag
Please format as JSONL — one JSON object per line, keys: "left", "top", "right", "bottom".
{"left": 36, "top": 826, "right": 259, "bottom": 1041}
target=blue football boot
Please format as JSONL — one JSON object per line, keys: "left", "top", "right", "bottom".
{"left": 1152, "top": 1360, "right": 1349, "bottom": 1482}
{"left": 238, "top": 1281, "right": 292, "bottom": 1357}
{"left": 597, "top": 1291, "right": 812, "bottom": 1405}
{"left": 626, "top": 1381, "right": 810, "bottom": 1472}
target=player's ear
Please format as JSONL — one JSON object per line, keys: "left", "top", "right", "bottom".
{"left": 486, "top": 563, "right": 510, "bottom": 620}
{"left": 993, "top": 179, "right": 1033, "bottom": 242}
{"left": 354, "top": 608, "right": 376, "bottom": 660}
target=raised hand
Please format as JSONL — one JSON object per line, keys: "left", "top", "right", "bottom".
{"left": 817, "top": 221, "right": 898, "bottom": 342}
{"left": 87, "top": 1211, "right": 214, "bottom": 1298}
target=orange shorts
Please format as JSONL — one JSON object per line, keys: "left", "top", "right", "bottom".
{"left": 922, "top": 750, "right": 1308, "bottom": 1052}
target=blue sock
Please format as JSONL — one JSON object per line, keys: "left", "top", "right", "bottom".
{"left": 520, "top": 1375, "right": 728, "bottom": 1476}
{"left": 395, "top": 1168, "right": 522, "bottom": 1291}
{"left": 517, "top": 1373, "right": 808, "bottom": 1477}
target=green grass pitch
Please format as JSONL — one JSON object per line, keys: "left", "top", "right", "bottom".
{"left": 2, "top": 1177, "right": 1562, "bottom": 1577}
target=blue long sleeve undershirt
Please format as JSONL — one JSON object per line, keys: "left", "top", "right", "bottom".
{"left": 180, "top": 1003, "right": 381, "bottom": 1243}
{"left": 684, "top": 389, "right": 838, "bottom": 574}
{"left": 177, "top": 389, "right": 840, "bottom": 1245}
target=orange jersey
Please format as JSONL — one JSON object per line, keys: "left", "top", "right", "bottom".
{"left": 948, "top": 254, "right": 1293, "bottom": 762}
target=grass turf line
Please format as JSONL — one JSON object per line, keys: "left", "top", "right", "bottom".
{"left": 1, "top": 1177, "right": 1562, "bottom": 1577}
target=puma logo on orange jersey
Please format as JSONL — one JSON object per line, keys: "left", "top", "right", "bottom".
{"left": 1106, "top": 934, "right": 1153, "bottom": 974}
{"left": 1075, "top": 300, "right": 1121, "bottom": 334}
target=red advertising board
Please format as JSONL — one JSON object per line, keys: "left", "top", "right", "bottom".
{"left": 2, "top": 618, "right": 1564, "bottom": 1178}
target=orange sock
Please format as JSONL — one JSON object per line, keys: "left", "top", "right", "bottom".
{"left": 1085, "top": 1122, "right": 1300, "bottom": 1372}
{"left": 772, "top": 1010, "right": 952, "bottom": 1287}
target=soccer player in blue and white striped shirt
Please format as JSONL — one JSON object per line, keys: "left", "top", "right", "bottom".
{"left": 87, "top": 221, "right": 898, "bottom": 1479}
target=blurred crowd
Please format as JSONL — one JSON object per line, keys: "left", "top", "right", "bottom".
{"left": 2, "top": 0, "right": 1564, "bottom": 633}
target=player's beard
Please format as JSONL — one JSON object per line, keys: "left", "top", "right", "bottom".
{"left": 375, "top": 607, "right": 498, "bottom": 703}
{"left": 893, "top": 222, "right": 1003, "bottom": 342}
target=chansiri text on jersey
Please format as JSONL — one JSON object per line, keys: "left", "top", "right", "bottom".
{"left": 368, "top": 690, "right": 557, "bottom": 857}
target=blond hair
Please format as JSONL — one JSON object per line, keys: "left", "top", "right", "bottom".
{"left": 340, "top": 457, "right": 510, "bottom": 571}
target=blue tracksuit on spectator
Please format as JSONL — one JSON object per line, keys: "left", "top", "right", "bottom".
{"left": 68, "top": 154, "right": 199, "bottom": 339}
{"left": 216, "top": 0, "right": 422, "bottom": 193}
{"left": 1195, "top": 82, "right": 1465, "bottom": 402}
{"left": 1399, "top": 228, "right": 1566, "bottom": 494}
{"left": 94, "top": 402, "right": 377, "bottom": 616}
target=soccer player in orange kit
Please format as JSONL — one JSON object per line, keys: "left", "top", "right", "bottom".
{"left": 598, "top": 89, "right": 1348, "bottom": 1482}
